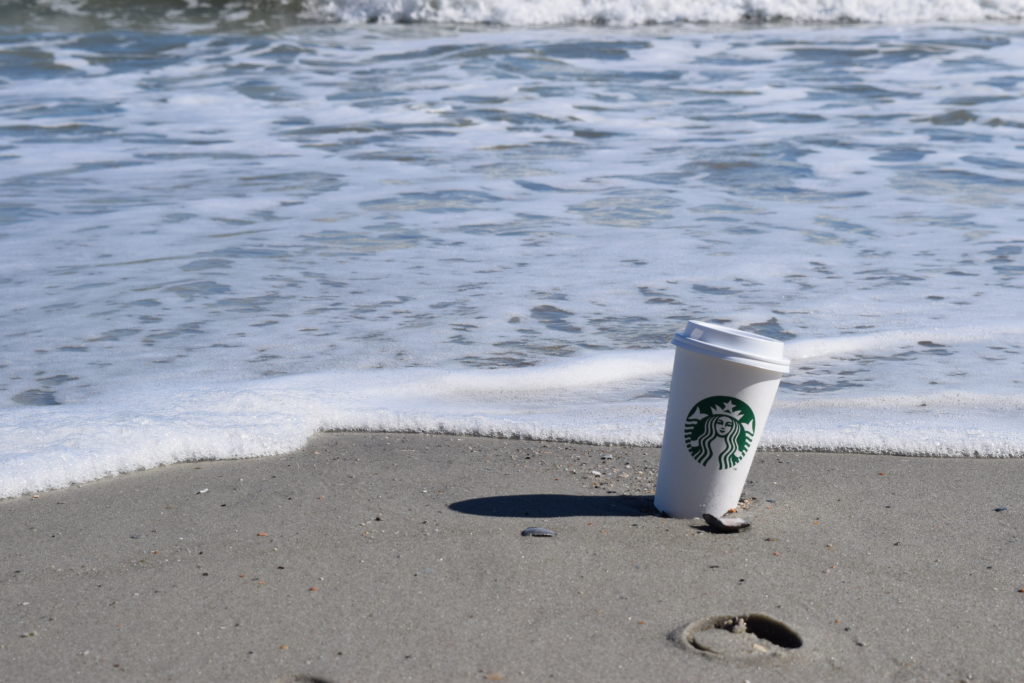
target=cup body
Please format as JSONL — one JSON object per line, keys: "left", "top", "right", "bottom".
{"left": 654, "top": 322, "right": 788, "bottom": 518}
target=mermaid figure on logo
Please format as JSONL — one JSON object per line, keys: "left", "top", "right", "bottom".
{"left": 684, "top": 397, "right": 755, "bottom": 470}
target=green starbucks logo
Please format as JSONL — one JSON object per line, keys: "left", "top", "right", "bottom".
{"left": 684, "top": 396, "right": 756, "bottom": 470}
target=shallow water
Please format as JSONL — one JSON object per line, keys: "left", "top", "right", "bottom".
{"left": 2, "top": 1, "right": 1024, "bottom": 497}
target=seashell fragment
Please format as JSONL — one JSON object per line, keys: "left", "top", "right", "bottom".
{"left": 702, "top": 513, "right": 750, "bottom": 533}
{"left": 521, "top": 526, "right": 556, "bottom": 537}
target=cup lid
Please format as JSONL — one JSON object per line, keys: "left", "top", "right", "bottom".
{"left": 672, "top": 320, "right": 790, "bottom": 373}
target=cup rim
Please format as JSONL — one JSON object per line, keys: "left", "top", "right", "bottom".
{"left": 673, "top": 321, "right": 790, "bottom": 373}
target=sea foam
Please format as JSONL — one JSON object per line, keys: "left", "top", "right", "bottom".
{"left": 4, "top": 342, "right": 1023, "bottom": 498}
{"left": 2, "top": 21, "right": 1023, "bottom": 499}
{"left": 301, "top": 0, "right": 1024, "bottom": 25}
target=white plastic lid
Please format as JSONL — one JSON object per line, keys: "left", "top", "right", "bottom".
{"left": 672, "top": 320, "right": 790, "bottom": 373}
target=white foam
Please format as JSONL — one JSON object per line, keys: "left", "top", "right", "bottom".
{"left": 2, "top": 23, "right": 1023, "bottom": 499}
{"left": 767, "top": 392, "right": 1024, "bottom": 457}
{"left": 4, "top": 346, "right": 1023, "bottom": 498}
{"left": 301, "top": 0, "right": 1024, "bottom": 25}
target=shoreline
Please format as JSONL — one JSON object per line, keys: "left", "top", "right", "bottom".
{"left": 2, "top": 431, "right": 1022, "bottom": 681}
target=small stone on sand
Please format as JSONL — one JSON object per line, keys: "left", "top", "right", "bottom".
{"left": 702, "top": 514, "right": 750, "bottom": 533}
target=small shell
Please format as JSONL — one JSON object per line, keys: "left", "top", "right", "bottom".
{"left": 702, "top": 513, "right": 750, "bottom": 533}
{"left": 521, "top": 526, "right": 556, "bottom": 537}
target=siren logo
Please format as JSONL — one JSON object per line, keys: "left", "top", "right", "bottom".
{"left": 684, "top": 396, "right": 756, "bottom": 470}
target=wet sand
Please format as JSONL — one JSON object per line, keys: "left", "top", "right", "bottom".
{"left": 1, "top": 432, "right": 1022, "bottom": 682}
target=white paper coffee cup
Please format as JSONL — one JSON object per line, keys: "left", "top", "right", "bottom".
{"left": 654, "top": 321, "right": 790, "bottom": 518}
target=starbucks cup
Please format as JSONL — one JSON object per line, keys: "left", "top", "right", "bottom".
{"left": 654, "top": 321, "right": 790, "bottom": 519}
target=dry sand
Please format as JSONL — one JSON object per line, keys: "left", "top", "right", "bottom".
{"left": 1, "top": 432, "right": 1022, "bottom": 682}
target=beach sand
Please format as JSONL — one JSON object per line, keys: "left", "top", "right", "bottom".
{"left": 1, "top": 432, "right": 1021, "bottom": 682}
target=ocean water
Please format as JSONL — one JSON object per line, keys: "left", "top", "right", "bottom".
{"left": 2, "top": 0, "right": 1023, "bottom": 498}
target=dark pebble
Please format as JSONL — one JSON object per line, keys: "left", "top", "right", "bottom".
{"left": 702, "top": 513, "right": 750, "bottom": 533}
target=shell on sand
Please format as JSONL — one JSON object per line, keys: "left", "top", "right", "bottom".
{"left": 702, "top": 513, "right": 750, "bottom": 532}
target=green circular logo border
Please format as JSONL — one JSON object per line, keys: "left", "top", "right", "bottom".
{"left": 683, "top": 395, "right": 756, "bottom": 470}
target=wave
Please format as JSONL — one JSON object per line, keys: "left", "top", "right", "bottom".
{"left": 303, "top": 0, "right": 1024, "bottom": 25}
{"left": 4, "top": 341, "right": 1023, "bottom": 498}
{"left": 19, "top": 0, "right": 1024, "bottom": 27}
